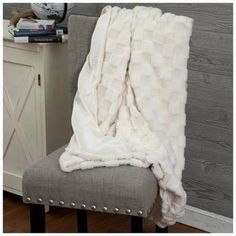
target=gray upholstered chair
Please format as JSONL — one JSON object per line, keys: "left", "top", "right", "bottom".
{"left": 22, "top": 15, "right": 168, "bottom": 233}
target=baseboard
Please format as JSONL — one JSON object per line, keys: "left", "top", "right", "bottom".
{"left": 178, "top": 205, "right": 233, "bottom": 233}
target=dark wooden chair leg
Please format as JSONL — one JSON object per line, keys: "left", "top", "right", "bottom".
{"left": 77, "top": 209, "right": 87, "bottom": 232}
{"left": 30, "top": 204, "right": 45, "bottom": 233}
{"left": 156, "top": 225, "right": 168, "bottom": 233}
{"left": 131, "top": 216, "right": 143, "bottom": 233}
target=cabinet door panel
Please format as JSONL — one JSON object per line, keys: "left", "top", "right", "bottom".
{"left": 3, "top": 46, "right": 43, "bottom": 193}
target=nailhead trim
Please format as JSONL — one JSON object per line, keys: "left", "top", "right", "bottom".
{"left": 59, "top": 201, "right": 65, "bottom": 206}
{"left": 126, "top": 209, "right": 131, "bottom": 214}
{"left": 26, "top": 197, "right": 31, "bottom": 202}
{"left": 37, "top": 198, "right": 43, "bottom": 203}
{"left": 103, "top": 206, "right": 108, "bottom": 212}
{"left": 137, "top": 210, "right": 143, "bottom": 216}
{"left": 113, "top": 207, "right": 119, "bottom": 213}
{"left": 48, "top": 200, "right": 54, "bottom": 205}
{"left": 30, "top": 198, "right": 143, "bottom": 216}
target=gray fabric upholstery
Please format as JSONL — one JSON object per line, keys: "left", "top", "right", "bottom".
{"left": 22, "top": 15, "right": 158, "bottom": 217}
{"left": 68, "top": 15, "right": 98, "bottom": 115}
{"left": 23, "top": 146, "right": 158, "bottom": 217}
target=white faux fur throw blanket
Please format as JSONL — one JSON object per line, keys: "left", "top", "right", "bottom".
{"left": 60, "top": 6, "right": 193, "bottom": 227}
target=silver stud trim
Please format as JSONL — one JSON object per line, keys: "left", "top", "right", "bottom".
{"left": 70, "top": 202, "right": 76, "bottom": 207}
{"left": 26, "top": 197, "right": 31, "bottom": 202}
{"left": 59, "top": 201, "right": 65, "bottom": 206}
{"left": 91, "top": 205, "right": 97, "bottom": 210}
{"left": 81, "top": 204, "right": 86, "bottom": 209}
{"left": 37, "top": 198, "right": 43, "bottom": 203}
{"left": 126, "top": 209, "right": 131, "bottom": 214}
{"left": 137, "top": 210, "right": 143, "bottom": 216}
{"left": 103, "top": 206, "right": 108, "bottom": 212}
{"left": 113, "top": 207, "right": 119, "bottom": 213}
{"left": 48, "top": 199, "right": 54, "bottom": 205}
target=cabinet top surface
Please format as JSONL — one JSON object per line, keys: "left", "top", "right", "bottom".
{"left": 3, "top": 19, "right": 68, "bottom": 46}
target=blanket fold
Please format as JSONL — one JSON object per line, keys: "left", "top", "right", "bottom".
{"left": 60, "top": 5, "right": 193, "bottom": 228}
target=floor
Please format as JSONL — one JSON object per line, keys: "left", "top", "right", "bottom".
{"left": 3, "top": 191, "right": 205, "bottom": 233}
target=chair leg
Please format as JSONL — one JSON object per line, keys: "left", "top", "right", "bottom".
{"left": 131, "top": 216, "right": 143, "bottom": 233}
{"left": 156, "top": 225, "right": 168, "bottom": 233}
{"left": 77, "top": 209, "right": 87, "bottom": 232}
{"left": 30, "top": 204, "right": 45, "bottom": 233}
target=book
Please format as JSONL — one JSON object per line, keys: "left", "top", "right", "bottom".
{"left": 8, "top": 26, "right": 68, "bottom": 37}
{"left": 16, "top": 18, "right": 55, "bottom": 30}
{"left": 14, "top": 35, "right": 66, "bottom": 43}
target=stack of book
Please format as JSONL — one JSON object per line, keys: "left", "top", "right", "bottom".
{"left": 8, "top": 18, "right": 68, "bottom": 43}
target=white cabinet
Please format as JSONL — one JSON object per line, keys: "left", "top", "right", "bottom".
{"left": 3, "top": 20, "right": 71, "bottom": 195}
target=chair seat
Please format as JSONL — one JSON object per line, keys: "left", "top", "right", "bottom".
{"left": 23, "top": 146, "right": 158, "bottom": 217}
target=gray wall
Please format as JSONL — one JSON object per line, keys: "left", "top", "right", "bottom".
{"left": 3, "top": 3, "right": 233, "bottom": 218}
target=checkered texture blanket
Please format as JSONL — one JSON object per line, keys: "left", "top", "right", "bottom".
{"left": 60, "top": 6, "right": 193, "bottom": 227}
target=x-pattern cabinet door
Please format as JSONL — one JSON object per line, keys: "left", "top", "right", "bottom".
{"left": 3, "top": 45, "right": 44, "bottom": 194}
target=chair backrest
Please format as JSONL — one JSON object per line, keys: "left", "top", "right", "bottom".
{"left": 68, "top": 15, "right": 98, "bottom": 113}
